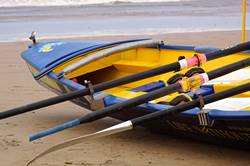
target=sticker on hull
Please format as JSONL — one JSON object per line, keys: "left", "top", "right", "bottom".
{"left": 38, "top": 42, "right": 65, "bottom": 53}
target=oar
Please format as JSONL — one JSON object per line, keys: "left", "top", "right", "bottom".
{"left": 1, "top": 41, "right": 250, "bottom": 120}
{"left": 26, "top": 82, "right": 250, "bottom": 166}
{"left": 29, "top": 58, "right": 250, "bottom": 141}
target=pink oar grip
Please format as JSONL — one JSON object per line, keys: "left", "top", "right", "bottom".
{"left": 186, "top": 54, "right": 207, "bottom": 67}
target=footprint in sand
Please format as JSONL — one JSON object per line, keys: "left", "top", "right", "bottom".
{"left": 5, "top": 122, "right": 17, "bottom": 127}
{"left": 2, "top": 138, "right": 20, "bottom": 147}
{"left": 66, "top": 161, "right": 95, "bottom": 166}
{"left": 0, "top": 141, "right": 8, "bottom": 150}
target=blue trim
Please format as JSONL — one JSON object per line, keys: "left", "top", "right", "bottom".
{"left": 129, "top": 81, "right": 213, "bottom": 96}
{"left": 159, "top": 45, "right": 195, "bottom": 51}
{"left": 46, "top": 72, "right": 84, "bottom": 90}
{"left": 208, "top": 110, "right": 250, "bottom": 120}
{"left": 29, "top": 119, "right": 81, "bottom": 141}
{"left": 200, "top": 85, "right": 215, "bottom": 95}
{"left": 194, "top": 47, "right": 220, "bottom": 53}
{"left": 130, "top": 80, "right": 165, "bottom": 92}
{"left": 197, "top": 85, "right": 214, "bottom": 96}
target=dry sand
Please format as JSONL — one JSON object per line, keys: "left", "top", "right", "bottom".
{"left": 0, "top": 30, "right": 250, "bottom": 166}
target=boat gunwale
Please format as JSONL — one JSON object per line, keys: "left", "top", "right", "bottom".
{"left": 22, "top": 39, "right": 152, "bottom": 80}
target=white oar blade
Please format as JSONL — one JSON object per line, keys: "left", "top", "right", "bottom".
{"left": 204, "top": 69, "right": 250, "bottom": 84}
{"left": 26, "top": 121, "right": 133, "bottom": 166}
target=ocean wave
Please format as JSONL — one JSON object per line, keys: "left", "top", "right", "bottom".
{"left": 0, "top": 0, "right": 190, "bottom": 7}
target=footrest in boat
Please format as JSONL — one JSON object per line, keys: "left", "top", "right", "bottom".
{"left": 198, "top": 109, "right": 214, "bottom": 127}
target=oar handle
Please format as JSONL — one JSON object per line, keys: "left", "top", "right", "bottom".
{"left": 206, "top": 41, "right": 250, "bottom": 61}
{"left": 29, "top": 119, "right": 80, "bottom": 141}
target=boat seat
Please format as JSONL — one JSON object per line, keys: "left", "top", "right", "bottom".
{"left": 113, "top": 60, "right": 160, "bottom": 73}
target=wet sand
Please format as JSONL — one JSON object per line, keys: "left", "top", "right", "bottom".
{"left": 0, "top": 30, "right": 250, "bottom": 166}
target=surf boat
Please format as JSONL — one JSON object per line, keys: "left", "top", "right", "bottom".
{"left": 5, "top": 38, "right": 250, "bottom": 148}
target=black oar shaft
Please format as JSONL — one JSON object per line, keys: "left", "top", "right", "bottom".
{"left": 1, "top": 42, "right": 250, "bottom": 120}
{"left": 0, "top": 88, "right": 90, "bottom": 120}
{"left": 206, "top": 41, "right": 250, "bottom": 61}
{"left": 132, "top": 82, "right": 250, "bottom": 126}
{"left": 207, "top": 58, "right": 250, "bottom": 79}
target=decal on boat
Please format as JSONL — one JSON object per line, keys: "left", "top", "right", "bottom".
{"left": 38, "top": 42, "right": 65, "bottom": 53}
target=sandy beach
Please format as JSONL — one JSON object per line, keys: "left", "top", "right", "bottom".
{"left": 0, "top": 30, "right": 249, "bottom": 166}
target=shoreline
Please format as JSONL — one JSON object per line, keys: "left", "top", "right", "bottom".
{"left": 0, "top": 0, "right": 192, "bottom": 8}
{"left": 1, "top": 30, "right": 249, "bottom": 47}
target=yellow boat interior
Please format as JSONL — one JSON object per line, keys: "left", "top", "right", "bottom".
{"left": 49, "top": 46, "right": 249, "bottom": 110}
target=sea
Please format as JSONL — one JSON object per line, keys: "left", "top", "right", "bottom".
{"left": 0, "top": 0, "right": 249, "bottom": 42}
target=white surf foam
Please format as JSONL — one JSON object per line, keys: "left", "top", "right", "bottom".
{"left": 0, "top": 0, "right": 191, "bottom": 7}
